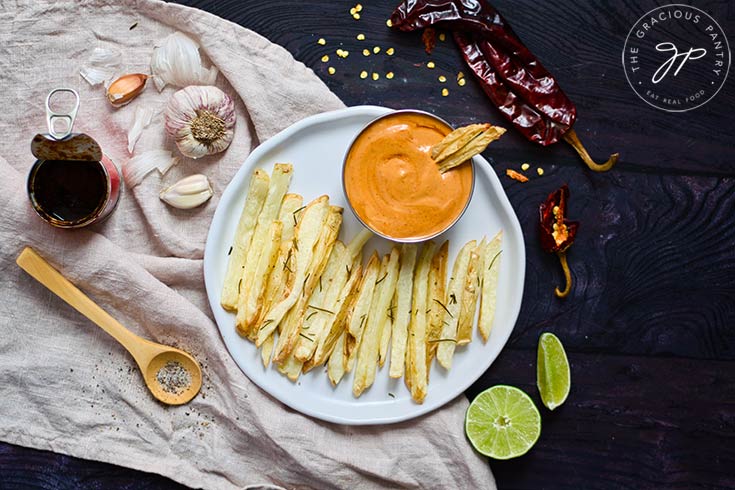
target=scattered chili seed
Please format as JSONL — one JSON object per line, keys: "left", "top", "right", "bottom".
{"left": 373, "top": 46, "right": 381, "bottom": 54}
{"left": 438, "top": 75, "right": 447, "bottom": 82}
{"left": 321, "top": 55, "right": 329, "bottom": 62}
{"left": 372, "top": 72, "right": 380, "bottom": 80}
{"left": 439, "top": 33, "right": 446, "bottom": 41}
{"left": 427, "top": 61, "right": 436, "bottom": 69}
{"left": 362, "top": 49, "right": 370, "bottom": 56}
{"left": 441, "top": 88, "right": 449, "bottom": 96}
{"left": 458, "top": 78, "right": 467, "bottom": 86}
{"left": 357, "top": 33, "right": 365, "bottom": 40}
{"left": 386, "top": 71, "right": 395, "bottom": 79}
{"left": 317, "top": 38, "right": 326, "bottom": 46}
{"left": 360, "top": 70, "right": 368, "bottom": 79}
{"left": 386, "top": 19, "right": 393, "bottom": 27}
{"left": 355, "top": 3, "right": 363, "bottom": 12}
{"left": 457, "top": 71, "right": 465, "bottom": 80}
{"left": 506, "top": 169, "right": 529, "bottom": 182}
{"left": 537, "top": 167, "right": 544, "bottom": 176}
{"left": 328, "top": 67, "right": 336, "bottom": 75}
{"left": 354, "top": 13, "right": 361, "bottom": 20}
{"left": 386, "top": 47, "right": 395, "bottom": 55}
{"left": 521, "top": 163, "right": 530, "bottom": 171}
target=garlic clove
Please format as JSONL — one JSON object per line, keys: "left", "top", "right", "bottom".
{"left": 107, "top": 73, "right": 148, "bottom": 107}
{"left": 159, "top": 174, "right": 213, "bottom": 209}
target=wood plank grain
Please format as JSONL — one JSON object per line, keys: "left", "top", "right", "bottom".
{"left": 467, "top": 348, "right": 735, "bottom": 490}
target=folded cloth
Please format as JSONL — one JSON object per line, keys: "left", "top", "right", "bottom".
{"left": 0, "top": 1, "right": 496, "bottom": 488}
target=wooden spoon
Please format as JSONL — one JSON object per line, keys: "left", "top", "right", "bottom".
{"left": 16, "top": 247, "right": 202, "bottom": 405}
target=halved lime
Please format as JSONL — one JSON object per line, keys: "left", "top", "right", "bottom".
{"left": 537, "top": 332, "right": 571, "bottom": 410}
{"left": 465, "top": 385, "right": 541, "bottom": 459}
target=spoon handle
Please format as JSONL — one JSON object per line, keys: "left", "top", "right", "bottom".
{"left": 16, "top": 247, "right": 145, "bottom": 361}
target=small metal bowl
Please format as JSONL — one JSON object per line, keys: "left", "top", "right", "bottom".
{"left": 342, "top": 109, "right": 475, "bottom": 243}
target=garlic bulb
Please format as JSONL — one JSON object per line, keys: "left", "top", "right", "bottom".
{"left": 165, "top": 86, "right": 236, "bottom": 159}
{"left": 160, "top": 174, "right": 213, "bottom": 209}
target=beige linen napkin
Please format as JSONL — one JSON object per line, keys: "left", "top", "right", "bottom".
{"left": 0, "top": 1, "right": 496, "bottom": 488}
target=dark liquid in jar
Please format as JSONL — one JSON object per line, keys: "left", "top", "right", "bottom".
{"left": 31, "top": 160, "right": 107, "bottom": 224}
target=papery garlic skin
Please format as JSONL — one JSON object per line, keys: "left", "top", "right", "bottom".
{"left": 160, "top": 174, "right": 213, "bottom": 209}
{"left": 165, "top": 86, "right": 236, "bottom": 159}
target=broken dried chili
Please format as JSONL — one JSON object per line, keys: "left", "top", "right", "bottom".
{"left": 389, "top": 0, "right": 619, "bottom": 172}
{"left": 539, "top": 185, "right": 579, "bottom": 298}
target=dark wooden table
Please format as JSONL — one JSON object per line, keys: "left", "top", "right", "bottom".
{"left": 2, "top": 1, "right": 734, "bottom": 489}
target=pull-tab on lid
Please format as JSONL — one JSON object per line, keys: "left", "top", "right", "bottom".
{"left": 31, "top": 88, "right": 102, "bottom": 162}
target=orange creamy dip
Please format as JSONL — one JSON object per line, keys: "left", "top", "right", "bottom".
{"left": 344, "top": 112, "right": 473, "bottom": 240}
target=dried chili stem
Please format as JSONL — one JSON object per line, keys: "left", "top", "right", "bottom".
{"left": 554, "top": 251, "right": 572, "bottom": 298}
{"left": 563, "top": 129, "right": 619, "bottom": 172}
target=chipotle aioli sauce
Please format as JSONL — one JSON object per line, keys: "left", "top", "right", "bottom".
{"left": 344, "top": 112, "right": 473, "bottom": 241}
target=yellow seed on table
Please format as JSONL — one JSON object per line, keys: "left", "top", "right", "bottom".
{"left": 386, "top": 19, "right": 392, "bottom": 27}
{"left": 342, "top": 50, "right": 349, "bottom": 58}
{"left": 458, "top": 78, "right": 466, "bottom": 86}
{"left": 373, "top": 46, "right": 381, "bottom": 54}
{"left": 357, "top": 33, "right": 365, "bottom": 41}
{"left": 386, "top": 71, "right": 394, "bottom": 79}
{"left": 457, "top": 71, "right": 465, "bottom": 79}
{"left": 328, "top": 67, "right": 336, "bottom": 75}
{"left": 372, "top": 72, "right": 379, "bottom": 80}
{"left": 521, "top": 163, "right": 530, "bottom": 171}
{"left": 356, "top": 4, "right": 363, "bottom": 12}
{"left": 537, "top": 167, "right": 544, "bottom": 176}
{"left": 350, "top": 8, "right": 356, "bottom": 15}
{"left": 442, "top": 88, "right": 449, "bottom": 96}
{"left": 438, "top": 75, "right": 447, "bottom": 82}
{"left": 321, "top": 55, "right": 329, "bottom": 62}
{"left": 362, "top": 49, "right": 370, "bottom": 56}
{"left": 360, "top": 70, "right": 368, "bottom": 79}
{"left": 317, "top": 38, "right": 326, "bottom": 46}
{"left": 427, "top": 61, "right": 436, "bottom": 69}
{"left": 439, "top": 33, "right": 446, "bottom": 41}
{"left": 386, "top": 47, "right": 395, "bottom": 55}
{"left": 354, "top": 13, "right": 361, "bottom": 20}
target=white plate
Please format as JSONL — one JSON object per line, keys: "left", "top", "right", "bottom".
{"left": 203, "top": 105, "right": 525, "bottom": 425}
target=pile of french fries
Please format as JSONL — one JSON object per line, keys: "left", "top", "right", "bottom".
{"left": 221, "top": 164, "right": 503, "bottom": 403}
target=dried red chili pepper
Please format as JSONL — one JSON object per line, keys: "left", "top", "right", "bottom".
{"left": 539, "top": 185, "right": 579, "bottom": 298}
{"left": 389, "top": 0, "right": 619, "bottom": 172}
{"left": 422, "top": 27, "right": 437, "bottom": 54}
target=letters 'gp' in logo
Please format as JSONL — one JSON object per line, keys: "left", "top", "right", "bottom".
{"left": 622, "top": 4, "right": 730, "bottom": 112}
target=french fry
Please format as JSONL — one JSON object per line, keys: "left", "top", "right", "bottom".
{"left": 353, "top": 249, "right": 399, "bottom": 397}
{"left": 293, "top": 241, "right": 347, "bottom": 362}
{"left": 478, "top": 230, "right": 503, "bottom": 342}
{"left": 221, "top": 169, "right": 270, "bottom": 311}
{"left": 346, "top": 227, "right": 373, "bottom": 261}
{"left": 273, "top": 206, "right": 342, "bottom": 363}
{"left": 256, "top": 196, "right": 329, "bottom": 346}
{"left": 261, "top": 335, "right": 274, "bottom": 367}
{"left": 436, "top": 240, "right": 476, "bottom": 369}
{"left": 235, "top": 221, "right": 282, "bottom": 338}
{"left": 235, "top": 164, "right": 293, "bottom": 336}
{"left": 277, "top": 352, "right": 303, "bottom": 382}
{"left": 427, "top": 240, "right": 449, "bottom": 366}
{"left": 431, "top": 123, "right": 490, "bottom": 160}
{"left": 389, "top": 243, "right": 418, "bottom": 379}
{"left": 378, "top": 247, "right": 400, "bottom": 368}
{"left": 255, "top": 194, "right": 303, "bottom": 329}
{"left": 345, "top": 252, "right": 380, "bottom": 373}
{"left": 456, "top": 240, "right": 483, "bottom": 345}
{"left": 406, "top": 242, "right": 435, "bottom": 404}
{"left": 327, "top": 331, "right": 347, "bottom": 385}
{"left": 307, "top": 262, "right": 363, "bottom": 370}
